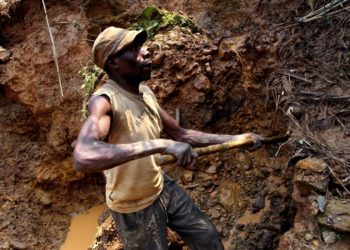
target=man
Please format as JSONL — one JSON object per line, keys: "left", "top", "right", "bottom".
{"left": 73, "top": 26, "right": 261, "bottom": 249}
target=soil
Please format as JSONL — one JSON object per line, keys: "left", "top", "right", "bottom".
{"left": 0, "top": 0, "right": 349, "bottom": 249}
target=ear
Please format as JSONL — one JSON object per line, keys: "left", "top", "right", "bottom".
{"left": 106, "top": 58, "right": 119, "bottom": 71}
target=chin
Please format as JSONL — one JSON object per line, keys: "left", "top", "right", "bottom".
{"left": 141, "top": 70, "right": 152, "bottom": 81}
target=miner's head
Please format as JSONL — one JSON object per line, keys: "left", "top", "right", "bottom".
{"left": 92, "top": 27, "right": 152, "bottom": 81}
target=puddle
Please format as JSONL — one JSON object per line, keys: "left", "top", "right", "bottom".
{"left": 60, "top": 204, "right": 105, "bottom": 250}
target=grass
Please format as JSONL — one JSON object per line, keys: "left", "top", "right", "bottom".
{"left": 129, "top": 6, "right": 199, "bottom": 36}
{"left": 79, "top": 61, "right": 102, "bottom": 119}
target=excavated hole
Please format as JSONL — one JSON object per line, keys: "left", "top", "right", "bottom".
{"left": 0, "top": 1, "right": 298, "bottom": 249}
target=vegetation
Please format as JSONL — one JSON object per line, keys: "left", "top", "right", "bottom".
{"left": 79, "top": 61, "right": 102, "bottom": 119}
{"left": 129, "top": 6, "right": 199, "bottom": 36}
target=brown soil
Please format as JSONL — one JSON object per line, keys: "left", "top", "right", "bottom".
{"left": 0, "top": 0, "right": 349, "bottom": 249}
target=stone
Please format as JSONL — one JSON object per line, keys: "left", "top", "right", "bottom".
{"left": 295, "top": 158, "right": 327, "bottom": 173}
{"left": 10, "top": 240, "right": 27, "bottom": 250}
{"left": 152, "top": 52, "right": 165, "bottom": 66}
{"left": 322, "top": 231, "right": 336, "bottom": 244}
{"left": 181, "top": 169, "right": 193, "bottom": 184}
{"left": 0, "top": 241, "right": 10, "bottom": 249}
{"left": 304, "top": 233, "right": 314, "bottom": 241}
{"left": 0, "top": 46, "right": 11, "bottom": 63}
{"left": 317, "top": 195, "right": 327, "bottom": 212}
{"left": 236, "top": 153, "right": 251, "bottom": 170}
{"left": 211, "top": 209, "right": 221, "bottom": 219}
{"left": 218, "top": 39, "right": 235, "bottom": 61}
{"left": 293, "top": 170, "right": 329, "bottom": 193}
{"left": 193, "top": 74, "right": 211, "bottom": 91}
{"left": 35, "top": 188, "right": 52, "bottom": 205}
{"left": 251, "top": 195, "right": 265, "bottom": 213}
{"left": 205, "top": 62, "right": 212, "bottom": 74}
{"left": 311, "top": 239, "right": 320, "bottom": 247}
{"left": 205, "top": 164, "right": 218, "bottom": 174}
{"left": 317, "top": 199, "right": 350, "bottom": 232}
{"left": 218, "top": 182, "right": 242, "bottom": 213}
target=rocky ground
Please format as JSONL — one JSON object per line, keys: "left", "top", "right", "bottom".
{"left": 0, "top": 0, "right": 349, "bottom": 249}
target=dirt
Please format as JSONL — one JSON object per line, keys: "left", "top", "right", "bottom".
{"left": 0, "top": 0, "right": 349, "bottom": 249}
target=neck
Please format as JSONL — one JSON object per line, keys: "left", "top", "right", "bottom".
{"left": 109, "top": 73, "right": 141, "bottom": 94}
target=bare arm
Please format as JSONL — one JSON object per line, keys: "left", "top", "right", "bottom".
{"left": 73, "top": 95, "right": 180, "bottom": 173}
{"left": 159, "top": 108, "right": 261, "bottom": 147}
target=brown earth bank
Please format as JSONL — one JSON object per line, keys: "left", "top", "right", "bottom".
{"left": 0, "top": 0, "right": 349, "bottom": 249}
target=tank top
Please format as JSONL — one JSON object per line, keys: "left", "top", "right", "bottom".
{"left": 93, "top": 79, "right": 164, "bottom": 213}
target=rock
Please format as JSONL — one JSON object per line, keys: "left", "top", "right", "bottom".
{"left": 251, "top": 195, "right": 265, "bottom": 213}
{"left": 317, "top": 195, "right": 327, "bottom": 212}
{"left": 311, "top": 239, "right": 320, "bottom": 247}
{"left": 0, "top": 241, "right": 10, "bottom": 249}
{"left": 205, "top": 164, "right": 218, "bottom": 174}
{"left": 293, "top": 170, "right": 329, "bottom": 193}
{"left": 0, "top": 46, "right": 11, "bottom": 63}
{"left": 295, "top": 158, "right": 327, "bottom": 173}
{"left": 218, "top": 39, "right": 235, "bottom": 60}
{"left": 304, "top": 233, "right": 314, "bottom": 241}
{"left": 317, "top": 199, "right": 350, "bottom": 232}
{"left": 181, "top": 169, "right": 193, "bottom": 184}
{"left": 152, "top": 52, "right": 165, "bottom": 66}
{"left": 202, "top": 48, "right": 212, "bottom": 55}
{"left": 211, "top": 209, "right": 221, "bottom": 219}
{"left": 193, "top": 74, "right": 211, "bottom": 91}
{"left": 35, "top": 188, "right": 52, "bottom": 205}
{"left": 1, "top": 220, "right": 10, "bottom": 229}
{"left": 10, "top": 240, "right": 27, "bottom": 250}
{"left": 218, "top": 182, "right": 242, "bottom": 213}
{"left": 205, "top": 62, "right": 212, "bottom": 74}
{"left": 236, "top": 153, "right": 251, "bottom": 170}
{"left": 287, "top": 102, "right": 304, "bottom": 119}
{"left": 322, "top": 231, "right": 336, "bottom": 244}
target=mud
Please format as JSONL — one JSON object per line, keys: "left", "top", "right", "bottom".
{"left": 1, "top": 0, "right": 349, "bottom": 249}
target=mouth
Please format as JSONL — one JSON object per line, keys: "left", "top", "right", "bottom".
{"left": 143, "top": 62, "right": 152, "bottom": 70}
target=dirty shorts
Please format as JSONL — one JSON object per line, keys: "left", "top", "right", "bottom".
{"left": 110, "top": 173, "right": 224, "bottom": 250}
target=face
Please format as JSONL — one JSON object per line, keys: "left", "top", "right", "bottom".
{"left": 109, "top": 42, "right": 152, "bottom": 82}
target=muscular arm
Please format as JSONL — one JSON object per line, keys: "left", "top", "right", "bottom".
{"left": 159, "top": 108, "right": 258, "bottom": 147}
{"left": 73, "top": 95, "right": 175, "bottom": 173}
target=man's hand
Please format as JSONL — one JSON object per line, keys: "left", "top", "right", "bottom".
{"left": 164, "top": 141, "right": 198, "bottom": 169}
{"left": 248, "top": 133, "right": 263, "bottom": 148}
{"left": 226, "top": 133, "right": 264, "bottom": 149}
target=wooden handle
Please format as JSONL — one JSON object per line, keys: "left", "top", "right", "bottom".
{"left": 155, "top": 133, "right": 290, "bottom": 166}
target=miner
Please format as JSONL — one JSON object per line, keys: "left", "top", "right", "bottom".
{"left": 73, "top": 26, "right": 261, "bottom": 249}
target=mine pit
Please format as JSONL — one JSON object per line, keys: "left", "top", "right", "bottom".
{"left": 1, "top": 0, "right": 350, "bottom": 250}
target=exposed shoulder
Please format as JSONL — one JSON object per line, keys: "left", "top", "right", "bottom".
{"left": 88, "top": 95, "right": 112, "bottom": 117}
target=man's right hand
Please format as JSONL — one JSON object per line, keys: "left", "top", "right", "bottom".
{"left": 164, "top": 141, "right": 198, "bottom": 169}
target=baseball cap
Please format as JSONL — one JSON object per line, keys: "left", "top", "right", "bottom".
{"left": 91, "top": 26, "right": 147, "bottom": 69}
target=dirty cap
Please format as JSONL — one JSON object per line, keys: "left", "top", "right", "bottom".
{"left": 91, "top": 26, "right": 147, "bottom": 69}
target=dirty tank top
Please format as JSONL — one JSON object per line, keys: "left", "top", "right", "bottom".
{"left": 93, "top": 79, "right": 164, "bottom": 213}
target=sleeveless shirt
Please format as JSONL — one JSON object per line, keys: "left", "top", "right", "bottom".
{"left": 93, "top": 80, "right": 164, "bottom": 213}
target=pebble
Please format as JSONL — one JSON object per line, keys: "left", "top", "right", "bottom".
{"left": 251, "top": 195, "right": 265, "bottom": 213}
{"left": 317, "top": 195, "right": 327, "bottom": 213}
{"left": 10, "top": 240, "right": 27, "bottom": 250}
{"left": 211, "top": 209, "right": 221, "bottom": 219}
{"left": 0, "top": 46, "right": 11, "bottom": 63}
{"left": 296, "top": 158, "right": 327, "bottom": 173}
{"left": 0, "top": 241, "right": 10, "bottom": 249}
{"left": 322, "top": 231, "right": 336, "bottom": 244}
{"left": 304, "top": 233, "right": 314, "bottom": 241}
{"left": 181, "top": 169, "right": 193, "bottom": 183}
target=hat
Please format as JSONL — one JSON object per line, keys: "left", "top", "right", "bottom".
{"left": 91, "top": 27, "right": 147, "bottom": 69}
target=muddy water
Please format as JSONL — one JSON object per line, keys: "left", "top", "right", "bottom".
{"left": 60, "top": 204, "right": 105, "bottom": 250}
